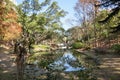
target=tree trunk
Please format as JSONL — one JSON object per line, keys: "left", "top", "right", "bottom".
{"left": 16, "top": 43, "right": 27, "bottom": 80}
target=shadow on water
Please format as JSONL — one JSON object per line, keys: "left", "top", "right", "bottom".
{"left": 25, "top": 49, "right": 97, "bottom": 80}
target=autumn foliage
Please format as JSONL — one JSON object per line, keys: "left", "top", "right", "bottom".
{"left": 0, "top": 0, "right": 22, "bottom": 41}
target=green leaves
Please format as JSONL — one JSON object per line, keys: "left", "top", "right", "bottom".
{"left": 17, "top": 0, "right": 66, "bottom": 43}
{"left": 111, "top": 44, "right": 120, "bottom": 54}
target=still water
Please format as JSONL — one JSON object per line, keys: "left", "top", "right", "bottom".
{"left": 48, "top": 50, "right": 85, "bottom": 72}
{"left": 25, "top": 50, "right": 96, "bottom": 80}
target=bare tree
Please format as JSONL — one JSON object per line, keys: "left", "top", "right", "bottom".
{"left": 74, "top": 0, "right": 100, "bottom": 47}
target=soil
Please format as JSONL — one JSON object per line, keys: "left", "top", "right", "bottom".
{"left": 0, "top": 46, "right": 17, "bottom": 80}
{"left": 95, "top": 53, "right": 120, "bottom": 80}
{"left": 77, "top": 49, "right": 120, "bottom": 80}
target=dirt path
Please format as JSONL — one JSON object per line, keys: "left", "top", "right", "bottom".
{"left": 95, "top": 53, "right": 120, "bottom": 80}
{"left": 76, "top": 49, "right": 120, "bottom": 80}
{"left": 0, "top": 46, "right": 17, "bottom": 80}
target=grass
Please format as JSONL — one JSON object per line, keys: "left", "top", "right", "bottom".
{"left": 32, "top": 44, "right": 50, "bottom": 49}
{"left": 31, "top": 44, "right": 50, "bottom": 52}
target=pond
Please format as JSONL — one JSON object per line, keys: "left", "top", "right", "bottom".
{"left": 48, "top": 50, "right": 85, "bottom": 72}
{"left": 24, "top": 49, "right": 97, "bottom": 80}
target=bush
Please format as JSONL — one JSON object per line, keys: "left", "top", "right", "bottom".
{"left": 111, "top": 44, "right": 120, "bottom": 54}
{"left": 84, "top": 46, "right": 91, "bottom": 50}
{"left": 71, "top": 42, "right": 85, "bottom": 49}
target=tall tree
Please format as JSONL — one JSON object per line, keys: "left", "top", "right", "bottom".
{"left": 0, "top": 0, "right": 22, "bottom": 41}
{"left": 74, "top": 0, "right": 100, "bottom": 47}
{"left": 0, "top": 0, "right": 23, "bottom": 80}
{"left": 17, "top": 0, "right": 66, "bottom": 45}
{"left": 16, "top": 1, "right": 66, "bottom": 79}
{"left": 99, "top": 0, "right": 120, "bottom": 32}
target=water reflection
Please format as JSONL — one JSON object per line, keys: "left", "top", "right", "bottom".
{"left": 24, "top": 50, "right": 97, "bottom": 80}
{"left": 48, "top": 50, "right": 85, "bottom": 72}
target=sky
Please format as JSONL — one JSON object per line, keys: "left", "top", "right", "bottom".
{"left": 16, "top": 0, "right": 78, "bottom": 30}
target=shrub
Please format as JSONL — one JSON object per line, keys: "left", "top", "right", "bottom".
{"left": 71, "top": 42, "right": 85, "bottom": 49}
{"left": 111, "top": 44, "right": 120, "bottom": 54}
{"left": 84, "top": 46, "right": 91, "bottom": 50}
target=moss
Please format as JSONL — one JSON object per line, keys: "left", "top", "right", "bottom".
{"left": 31, "top": 44, "right": 50, "bottom": 52}
{"left": 71, "top": 42, "right": 85, "bottom": 49}
{"left": 32, "top": 44, "right": 50, "bottom": 49}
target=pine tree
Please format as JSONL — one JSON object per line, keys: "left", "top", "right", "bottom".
{"left": 99, "top": 0, "right": 120, "bottom": 32}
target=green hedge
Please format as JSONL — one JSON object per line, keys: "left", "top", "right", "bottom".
{"left": 71, "top": 42, "right": 85, "bottom": 49}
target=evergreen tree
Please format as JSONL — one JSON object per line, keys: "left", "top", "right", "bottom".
{"left": 99, "top": 0, "right": 120, "bottom": 32}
